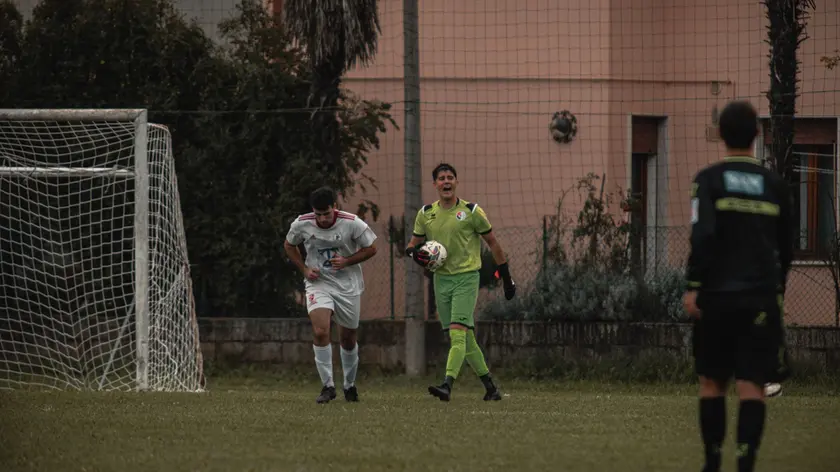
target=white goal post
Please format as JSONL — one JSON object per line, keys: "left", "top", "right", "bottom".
{"left": 0, "top": 109, "right": 204, "bottom": 391}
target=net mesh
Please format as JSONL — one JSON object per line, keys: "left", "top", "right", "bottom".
{"left": 334, "top": 0, "right": 840, "bottom": 326}
{"left": 7, "top": 1, "right": 837, "bottom": 327}
{"left": 146, "top": 124, "right": 204, "bottom": 391}
{"left": 0, "top": 114, "right": 203, "bottom": 391}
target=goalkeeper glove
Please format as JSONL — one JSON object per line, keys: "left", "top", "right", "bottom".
{"left": 496, "top": 262, "right": 516, "bottom": 300}
{"left": 405, "top": 244, "right": 431, "bottom": 268}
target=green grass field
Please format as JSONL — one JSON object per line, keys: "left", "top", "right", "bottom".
{"left": 2, "top": 374, "right": 839, "bottom": 472}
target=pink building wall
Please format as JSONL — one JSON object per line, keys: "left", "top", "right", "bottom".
{"left": 299, "top": 0, "right": 839, "bottom": 325}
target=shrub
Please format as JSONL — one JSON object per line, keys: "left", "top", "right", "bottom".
{"left": 480, "top": 173, "right": 688, "bottom": 322}
{"left": 479, "top": 246, "right": 501, "bottom": 291}
{"left": 638, "top": 268, "right": 687, "bottom": 322}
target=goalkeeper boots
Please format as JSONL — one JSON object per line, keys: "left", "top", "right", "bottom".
{"left": 480, "top": 374, "right": 502, "bottom": 401}
{"left": 316, "top": 385, "right": 337, "bottom": 404}
{"left": 483, "top": 388, "right": 502, "bottom": 401}
{"left": 428, "top": 376, "right": 454, "bottom": 402}
{"left": 344, "top": 385, "right": 359, "bottom": 402}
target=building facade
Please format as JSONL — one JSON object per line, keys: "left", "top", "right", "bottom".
{"left": 12, "top": 0, "right": 840, "bottom": 324}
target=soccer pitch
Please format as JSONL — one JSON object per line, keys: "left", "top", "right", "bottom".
{"left": 2, "top": 376, "right": 839, "bottom": 472}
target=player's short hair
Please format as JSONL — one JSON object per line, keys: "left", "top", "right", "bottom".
{"left": 432, "top": 162, "right": 457, "bottom": 180}
{"left": 718, "top": 100, "right": 758, "bottom": 150}
{"left": 310, "top": 186, "right": 337, "bottom": 211}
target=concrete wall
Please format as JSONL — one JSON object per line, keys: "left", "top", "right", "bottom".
{"left": 199, "top": 318, "right": 840, "bottom": 371}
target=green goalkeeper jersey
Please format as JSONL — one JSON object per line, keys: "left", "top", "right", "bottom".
{"left": 412, "top": 198, "right": 493, "bottom": 275}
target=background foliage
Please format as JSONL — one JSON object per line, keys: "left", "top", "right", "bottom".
{"left": 481, "top": 174, "right": 685, "bottom": 322}
{"left": 0, "top": 0, "right": 395, "bottom": 318}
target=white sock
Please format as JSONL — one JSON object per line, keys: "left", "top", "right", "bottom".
{"left": 340, "top": 343, "right": 359, "bottom": 390}
{"left": 313, "top": 344, "right": 334, "bottom": 388}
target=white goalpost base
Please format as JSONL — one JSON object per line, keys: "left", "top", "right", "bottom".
{"left": 0, "top": 109, "right": 204, "bottom": 392}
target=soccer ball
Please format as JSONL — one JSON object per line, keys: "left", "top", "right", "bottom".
{"left": 422, "top": 240, "right": 448, "bottom": 272}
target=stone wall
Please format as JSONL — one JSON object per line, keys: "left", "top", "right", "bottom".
{"left": 199, "top": 318, "right": 840, "bottom": 371}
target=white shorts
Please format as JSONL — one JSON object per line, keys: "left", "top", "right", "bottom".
{"left": 305, "top": 288, "right": 361, "bottom": 329}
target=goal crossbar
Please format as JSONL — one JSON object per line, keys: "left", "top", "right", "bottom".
{"left": 0, "top": 166, "right": 135, "bottom": 178}
{"left": 0, "top": 109, "right": 147, "bottom": 122}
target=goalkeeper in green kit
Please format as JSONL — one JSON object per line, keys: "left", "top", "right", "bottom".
{"left": 405, "top": 163, "right": 516, "bottom": 401}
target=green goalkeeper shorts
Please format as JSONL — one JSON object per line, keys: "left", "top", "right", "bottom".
{"left": 433, "top": 270, "right": 480, "bottom": 330}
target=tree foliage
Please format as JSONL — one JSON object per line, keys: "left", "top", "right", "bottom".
{"left": 282, "top": 0, "right": 383, "bottom": 220}
{"left": 283, "top": 0, "right": 381, "bottom": 71}
{"left": 822, "top": 50, "right": 840, "bottom": 70}
{"left": 1, "top": 0, "right": 395, "bottom": 317}
{"left": 0, "top": 1, "right": 23, "bottom": 106}
{"left": 481, "top": 174, "right": 685, "bottom": 322}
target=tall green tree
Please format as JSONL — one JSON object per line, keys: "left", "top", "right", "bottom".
{"left": 0, "top": 0, "right": 23, "bottom": 106}
{"left": 282, "top": 0, "right": 383, "bottom": 217}
{"left": 0, "top": 0, "right": 394, "bottom": 318}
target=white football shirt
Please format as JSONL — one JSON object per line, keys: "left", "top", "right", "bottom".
{"left": 285, "top": 210, "right": 377, "bottom": 296}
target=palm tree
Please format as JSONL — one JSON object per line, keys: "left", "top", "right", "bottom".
{"left": 283, "top": 0, "right": 381, "bottom": 175}
{"left": 763, "top": 0, "right": 815, "bottom": 180}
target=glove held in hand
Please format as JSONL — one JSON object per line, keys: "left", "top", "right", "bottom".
{"left": 405, "top": 244, "right": 430, "bottom": 268}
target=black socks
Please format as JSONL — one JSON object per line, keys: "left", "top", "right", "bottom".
{"left": 479, "top": 373, "right": 496, "bottom": 391}
{"left": 699, "top": 397, "right": 767, "bottom": 472}
{"left": 443, "top": 375, "right": 455, "bottom": 389}
{"left": 700, "top": 397, "right": 726, "bottom": 472}
{"left": 736, "top": 400, "right": 766, "bottom": 472}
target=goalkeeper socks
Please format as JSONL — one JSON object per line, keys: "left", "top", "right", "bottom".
{"left": 313, "top": 344, "right": 334, "bottom": 388}
{"left": 699, "top": 396, "right": 726, "bottom": 472}
{"left": 445, "top": 329, "right": 467, "bottom": 380}
{"left": 479, "top": 374, "right": 496, "bottom": 391}
{"left": 340, "top": 343, "right": 359, "bottom": 389}
{"left": 736, "top": 400, "right": 766, "bottom": 472}
{"left": 464, "top": 330, "right": 490, "bottom": 378}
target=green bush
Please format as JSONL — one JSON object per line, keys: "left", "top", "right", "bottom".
{"left": 638, "top": 268, "right": 687, "bottom": 322}
{"left": 481, "top": 263, "right": 638, "bottom": 321}
{"left": 480, "top": 173, "right": 688, "bottom": 322}
{"left": 479, "top": 246, "right": 501, "bottom": 291}
{"left": 481, "top": 264, "right": 686, "bottom": 322}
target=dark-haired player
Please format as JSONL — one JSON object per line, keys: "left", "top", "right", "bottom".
{"left": 684, "top": 100, "right": 793, "bottom": 472}
{"left": 405, "top": 163, "right": 516, "bottom": 401}
{"left": 284, "top": 186, "right": 378, "bottom": 404}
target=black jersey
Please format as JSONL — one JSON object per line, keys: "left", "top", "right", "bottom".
{"left": 685, "top": 155, "right": 794, "bottom": 295}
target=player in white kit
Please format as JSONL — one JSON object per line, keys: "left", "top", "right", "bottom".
{"left": 283, "top": 187, "right": 378, "bottom": 403}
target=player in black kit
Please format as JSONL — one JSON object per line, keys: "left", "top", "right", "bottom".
{"left": 682, "top": 100, "right": 793, "bottom": 472}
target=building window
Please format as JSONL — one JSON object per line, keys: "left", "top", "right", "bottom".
{"left": 789, "top": 144, "right": 836, "bottom": 259}
{"left": 759, "top": 118, "right": 839, "bottom": 260}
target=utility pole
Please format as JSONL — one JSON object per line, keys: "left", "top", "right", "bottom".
{"left": 403, "top": 0, "right": 425, "bottom": 376}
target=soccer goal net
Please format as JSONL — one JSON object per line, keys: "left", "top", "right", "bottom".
{"left": 0, "top": 109, "right": 204, "bottom": 391}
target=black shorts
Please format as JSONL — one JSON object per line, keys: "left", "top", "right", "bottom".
{"left": 692, "top": 292, "right": 791, "bottom": 385}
